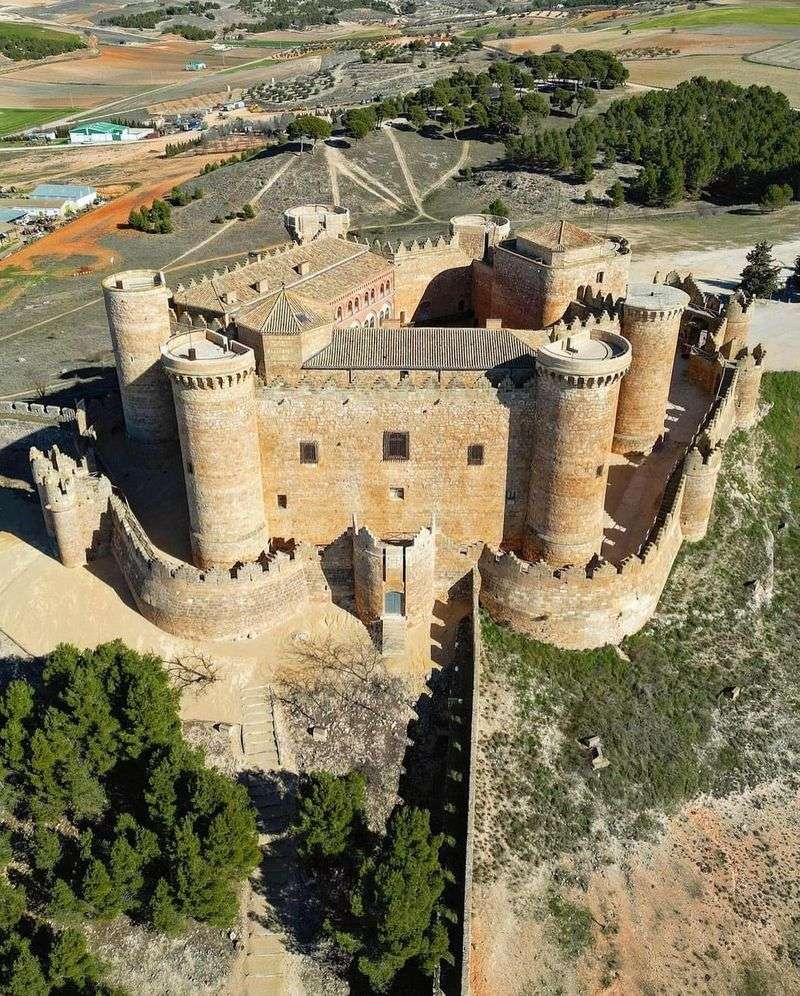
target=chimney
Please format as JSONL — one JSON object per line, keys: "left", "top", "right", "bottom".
{"left": 294, "top": 260, "right": 310, "bottom": 276}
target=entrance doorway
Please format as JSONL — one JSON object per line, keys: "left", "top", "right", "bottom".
{"left": 384, "top": 590, "right": 404, "bottom": 616}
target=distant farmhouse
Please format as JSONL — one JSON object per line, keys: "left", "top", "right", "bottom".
{"left": 69, "top": 121, "right": 152, "bottom": 144}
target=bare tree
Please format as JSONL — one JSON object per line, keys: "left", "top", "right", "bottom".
{"left": 166, "top": 652, "right": 219, "bottom": 692}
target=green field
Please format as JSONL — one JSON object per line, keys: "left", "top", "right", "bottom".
{"left": 634, "top": 5, "right": 800, "bottom": 30}
{"left": 218, "top": 56, "right": 276, "bottom": 75}
{"left": 0, "top": 22, "right": 86, "bottom": 61}
{"left": 0, "top": 108, "right": 71, "bottom": 137}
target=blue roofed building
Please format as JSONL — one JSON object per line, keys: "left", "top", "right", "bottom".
{"left": 30, "top": 183, "right": 97, "bottom": 210}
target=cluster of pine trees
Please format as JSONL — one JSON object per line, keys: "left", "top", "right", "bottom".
{"left": 293, "top": 771, "right": 452, "bottom": 993}
{"left": 0, "top": 642, "right": 260, "bottom": 994}
{"left": 506, "top": 76, "right": 800, "bottom": 207}
{"left": 339, "top": 51, "right": 625, "bottom": 143}
{"left": 128, "top": 199, "right": 172, "bottom": 233}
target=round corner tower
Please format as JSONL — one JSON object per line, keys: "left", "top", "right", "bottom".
{"left": 102, "top": 269, "right": 176, "bottom": 443}
{"left": 524, "top": 330, "right": 631, "bottom": 567}
{"left": 680, "top": 436, "right": 724, "bottom": 542}
{"left": 613, "top": 283, "right": 690, "bottom": 455}
{"left": 161, "top": 330, "right": 268, "bottom": 569}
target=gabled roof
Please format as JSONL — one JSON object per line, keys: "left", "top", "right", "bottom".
{"left": 31, "top": 183, "right": 95, "bottom": 200}
{"left": 303, "top": 327, "right": 537, "bottom": 371}
{"left": 237, "top": 287, "right": 330, "bottom": 336}
{"left": 518, "top": 219, "right": 605, "bottom": 251}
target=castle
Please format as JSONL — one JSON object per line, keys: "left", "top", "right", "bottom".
{"left": 27, "top": 204, "right": 765, "bottom": 653}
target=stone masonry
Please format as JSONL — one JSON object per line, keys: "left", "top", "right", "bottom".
{"left": 28, "top": 207, "right": 766, "bottom": 651}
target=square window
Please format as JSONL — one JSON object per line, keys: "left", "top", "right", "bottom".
{"left": 505, "top": 489, "right": 517, "bottom": 502}
{"left": 596, "top": 271, "right": 605, "bottom": 283}
{"left": 277, "top": 494, "right": 287, "bottom": 509}
{"left": 467, "top": 444, "right": 484, "bottom": 466}
{"left": 389, "top": 487, "right": 405, "bottom": 501}
{"left": 300, "top": 441, "right": 318, "bottom": 464}
{"left": 383, "top": 431, "right": 409, "bottom": 461}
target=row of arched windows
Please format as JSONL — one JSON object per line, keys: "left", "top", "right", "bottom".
{"left": 335, "top": 277, "right": 392, "bottom": 323}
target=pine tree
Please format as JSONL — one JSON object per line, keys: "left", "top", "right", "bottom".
{"left": 48, "top": 878, "right": 81, "bottom": 923}
{"left": 609, "top": 180, "right": 624, "bottom": 207}
{"left": 0, "top": 879, "right": 25, "bottom": 929}
{"left": 740, "top": 241, "right": 781, "bottom": 298}
{"left": 3, "top": 940, "right": 48, "bottom": 996}
{"left": 150, "top": 878, "right": 185, "bottom": 936}
{"left": 47, "top": 928, "right": 104, "bottom": 989}
{"left": 293, "top": 771, "right": 366, "bottom": 862}
{"left": 31, "top": 826, "right": 61, "bottom": 878}
{"left": 330, "top": 806, "right": 453, "bottom": 993}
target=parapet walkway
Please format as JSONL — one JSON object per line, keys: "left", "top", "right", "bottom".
{"left": 241, "top": 684, "right": 293, "bottom": 996}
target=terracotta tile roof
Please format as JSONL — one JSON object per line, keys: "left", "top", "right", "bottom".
{"left": 518, "top": 219, "right": 605, "bottom": 251}
{"left": 303, "top": 327, "right": 537, "bottom": 371}
{"left": 236, "top": 287, "right": 330, "bottom": 336}
{"left": 171, "top": 237, "right": 391, "bottom": 316}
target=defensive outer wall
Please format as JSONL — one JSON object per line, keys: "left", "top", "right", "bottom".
{"left": 17, "top": 336, "right": 763, "bottom": 650}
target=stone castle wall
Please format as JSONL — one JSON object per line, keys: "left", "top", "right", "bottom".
{"left": 109, "top": 495, "right": 309, "bottom": 641}
{"left": 479, "top": 354, "right": 741, "bottom": 648}
{"left": 257, "top": 380, "right": 536, "bottom": 549}
{"left": 377, "top": 236, "right": 475, "bottom": 323}
{"left": 484, "top": 244, "right": 629, "bottom": 329}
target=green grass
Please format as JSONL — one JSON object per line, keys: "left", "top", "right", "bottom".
{"left": 477, "top": 372, "right": 800, "bottom": 876}
{"left": 633, "top": 5, "right": 800, "bottom": 29}
{"left": 0, "top": 108, "right": 72, "bottom": 138}
{"left": 0, "top": 22, "right": 86, "bottom": 61}
{"left": 217, "top": 56, "right": 276, "bottom": 75}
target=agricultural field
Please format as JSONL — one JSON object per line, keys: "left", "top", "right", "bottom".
{"left": 0, "top": 107, "right": 74, "bottom": 137}
{"left": 0, "top": 20, "right": 86, "bottom": 61}
{"left": 473, "top": 371, "right": 800, "bottom": 995}
{"left": 633, "top": 4, "right": 800, "bottom": 30}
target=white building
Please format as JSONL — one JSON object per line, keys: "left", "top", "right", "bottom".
{"left": 69, "top": 122, "right": 152, "bottom": 145}
{"left": 30, "top": 184, "right": 97, "bottom": 211}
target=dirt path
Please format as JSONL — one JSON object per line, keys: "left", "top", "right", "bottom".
{"left": 423, "top": 138, "right": 471, "bottom": 199}
{"left": 325, "top": 143, "right": 406, "bottom": 211}
{"left": 383, "top": 125, "right": 432, "bottom": 219}
{"left": 323, "top": 142, "right": 341, "bottom": 206}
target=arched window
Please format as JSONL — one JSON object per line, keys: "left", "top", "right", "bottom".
{"left": 336, "top": 306, "right": 343, "bottom": 321}
{"left": 370, "top": 288, "right": 375, "bottom": 302}
{"left": 348, "top": 301, "right": 353, "bottom": 315}
{"left": 380, "top": 282, "right": 384, "bottom": 296}
{"left": 355, "top": 296, "right": 360, "bottom": 310}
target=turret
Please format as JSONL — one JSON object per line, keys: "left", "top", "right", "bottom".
{"left": 449, "top": 213, "right": 510, "bottom": 260}
{"left": 30, "top": 446, "right": 112, "bottom": 567}
{"left": 524, "top": 329, "right": 631, "bottom": 566}
{"left": 680, "top": 437, "right": 724, "bottom": 542}
{"left": 722, "top": 289, "right": 753, "bottom": 349}
{"left": 734, "top": 344, "right": 766, "bottom": 429}
{"left": 283, "top": 203, "right": 350, "bottom": 244}
{"left": 102, "top": 270, "right": 176, "bottom": 443}
{"left": 614, "top": 283, "right": 690, "bottom": 455}
{"left": 161, "top": 330, "right": 268, "bottom": 569}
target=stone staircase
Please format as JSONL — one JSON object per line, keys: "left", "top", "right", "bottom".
{"left": 380, "top": 614, "right": 407, "bottom": 659}
{"left": 240, "top": 684, "right": 293, "bottom": 995}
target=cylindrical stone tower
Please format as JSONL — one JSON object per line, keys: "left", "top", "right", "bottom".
{"left": 103, "top": 269, "right": 176, "bottom": 443}
{"left": 722, "top": 290, "right": 753, "bottom": 348}
{"left": 680, "top": 438, "right": 724, "bottom": 542}
{"left": 449, "top": 213, "right": 510, "bottom": 260}
{"left": 353, "top": 526, "right": 384, "bottom": 627}
{"left": 734, "top": 344, "right": 766, "bottom": 429}
{"left": 614, "top": 283, "right": 690, "bottom": 455}
{"left": 161, "top": 330, "right": 268, "bottom": 569}
{"left": 524, "top": 330, "right": 631, "bottom": 567}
